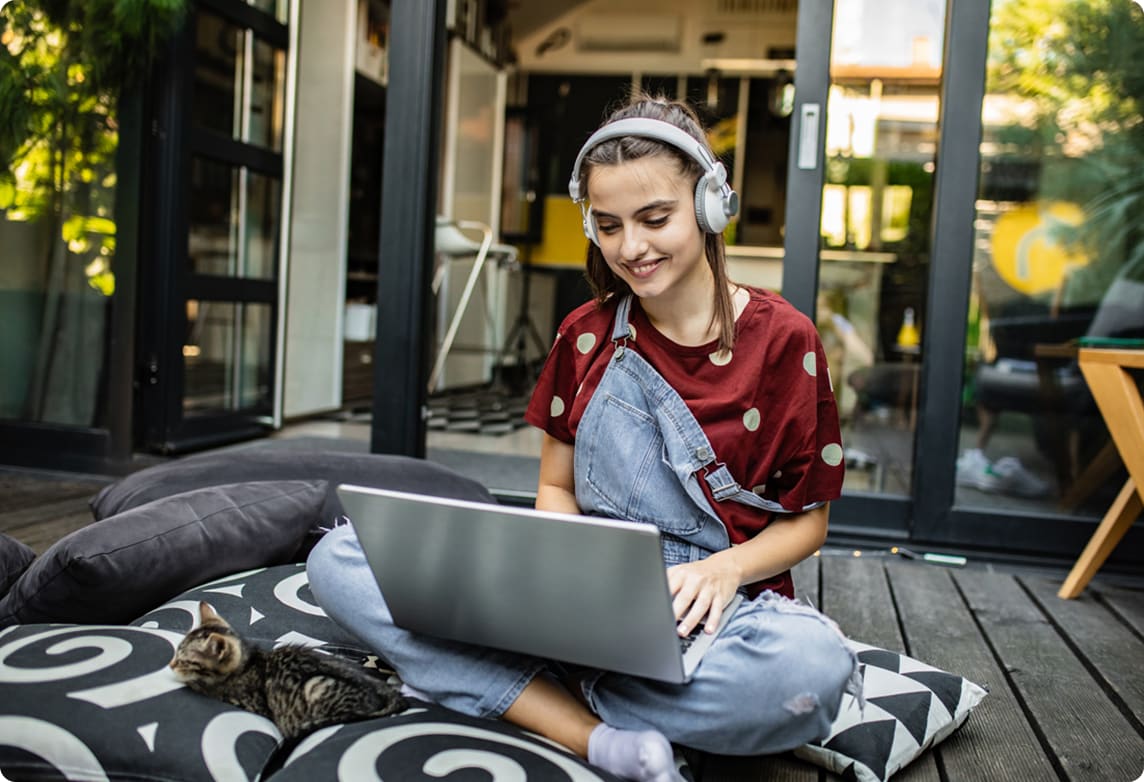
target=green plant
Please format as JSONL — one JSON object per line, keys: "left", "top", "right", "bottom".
{"left": 0, "top": 0, "right": 184, "bottom": 421}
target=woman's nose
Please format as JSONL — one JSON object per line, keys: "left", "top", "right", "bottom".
{"left": 620, "top": 225, "right": 648, "bottom": 259}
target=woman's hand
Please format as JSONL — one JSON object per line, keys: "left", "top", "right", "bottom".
{"left": 666, "top": 553, "right": 743, "bottom": 637}
{"left": 666, "top": 504, "right": 831, "bottom": 637}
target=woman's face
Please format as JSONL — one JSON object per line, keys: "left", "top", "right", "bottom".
{"left": 586, "top": 154, "right": 711, "bottom": 305}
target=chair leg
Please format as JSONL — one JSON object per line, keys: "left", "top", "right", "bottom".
{"left": 1058, "top": 477, "right": 1142, "bottom": 599}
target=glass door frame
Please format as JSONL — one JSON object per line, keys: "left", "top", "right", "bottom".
{"left": 138, "top": 0, "right": 289, "bottom": 454}
{"left": 783, "top": 0, "right": 1144, "bottom": 565}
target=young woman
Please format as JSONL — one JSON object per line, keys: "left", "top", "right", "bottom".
{"left": 308, "top": 95, "right": 858, "bottom": 782}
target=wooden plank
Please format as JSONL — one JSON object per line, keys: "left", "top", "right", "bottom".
{"left": 1099, "top": 584, "right": 1144, "bottom": 638}
{"left": 821, "top": 555, "right": 906, "bottom": 653}
{"left": 822, "top": 556, "right": 942, "bottom": 782}
{"left": 0, "top": 496, "right": 96, "bottom": 533}
{"left": 891, "top": 563, "right": 1057, "bottom": 782}
{"left": 4, "top": 510, "right": 99, "bottom": 554}
{"left": 0, "top": 474, "right": 107, "bottom": 513}
{"left": 956, "top": 568, "right": 1144, "bottom": 780}
{"left": 702, "top": 556, "right": 824, "bottom": 781}
{"left": 1023, "top": 576, "right": 1144, "bottom": 730}
{"left": 701, "top": 753, "right": 820, "bottom": 782}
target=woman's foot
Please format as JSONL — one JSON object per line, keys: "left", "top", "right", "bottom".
{"left": 587, "top": 725, "right": 684, "bottom": 782}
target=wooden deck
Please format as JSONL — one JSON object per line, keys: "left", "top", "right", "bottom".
{"left": 3, "top": 468, "right": 1143, "bottom": 781}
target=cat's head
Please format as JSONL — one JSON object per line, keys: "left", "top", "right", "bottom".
{"left": 169, "top": 602, "right": 246, "bottom": 684}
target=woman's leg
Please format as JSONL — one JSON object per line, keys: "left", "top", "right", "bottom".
{"left": 308, "top": 524, "right": 683, "bottom": 781}
{"left": 307, "top": 524, "right": 547, "bottom": 718}
{"left": 581, "top": 592, "right": 859, "bottom": 756}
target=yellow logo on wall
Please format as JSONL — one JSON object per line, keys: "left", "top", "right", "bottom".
{"left": 990, "top": 201, "right": 1089, "bottom": 295}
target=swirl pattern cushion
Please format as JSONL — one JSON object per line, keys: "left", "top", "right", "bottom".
{"left": 270, "top": 700, "right": 625, "bottom": 782}
{"left": 793, "top": 640, "right": 987, "bottom": 782}
{"left": 130, "top": 562, "right": 373, "bottom": 656}
{"left": 0, "top": 623, "right": 283, "bottom": 781}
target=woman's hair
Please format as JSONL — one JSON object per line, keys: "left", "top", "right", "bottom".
{"left": 576, "top": 93, "right": 736, "bottom": 351}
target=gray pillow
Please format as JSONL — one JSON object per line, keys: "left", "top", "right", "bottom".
{"left": 89, "top": 449, "right": 494, "bottom": 538}
{"left": 0, "top": 480, "right": 326, "bottom": 627}
{"left": 0, "top": 533, "right": 36, "bottom": 597}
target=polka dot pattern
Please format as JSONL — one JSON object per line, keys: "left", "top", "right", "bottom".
{"left": 743, "top": 408, "right": 761, "bottom": 432}
{"left": 821, "top": 443, "right": 844, "bottom": 466}
{"left": 550, "top": 396, "right": 566, "bottom": 418}
{"left": 576, "top": 333, "right": 597, "bottom": 354}
{"left": 803, "top": 351, "right": 817, "bottom": 377}
{"left": 709, "top": 349, "right": 733, "bottom": 367}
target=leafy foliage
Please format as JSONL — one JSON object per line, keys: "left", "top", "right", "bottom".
{"left": 984, "top": 0, "right": 1144, "bottom": 300}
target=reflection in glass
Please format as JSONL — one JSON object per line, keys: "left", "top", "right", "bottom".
{"left": 192, "top": 11, "right": 242, "bottom": 140}
{"left": 249, "top": 0, "right": 289, "bottom": 25}
{"left": 956, "top": 0, "right": 1144, "bottom": 516}
{"left": 824, "top": 0, "right": 945, "bottom": 496}
{"left": 188, "top": 157, "right": 239, "bottom": 276}
{"left": 249, "top": 38, "right": 286, "bottom": 151}
{"left": 245, "top": 172, "right": 282, "bottom": 279}
{"left": 184, "top": 300, "right": 273, "bottom": 415}
{"left": 0, "top": 11, "right": 120, "bottom": 427}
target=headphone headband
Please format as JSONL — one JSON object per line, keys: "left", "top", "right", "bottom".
{"left": 567, "top": 118, "right": 719, "bottom": 202}
{"left": 566, "top": 116, "right": 739, "bottom": 243}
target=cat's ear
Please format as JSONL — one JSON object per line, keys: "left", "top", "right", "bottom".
{"left": 206, "top": 632, "right": 235, "bottom": 662}
{"left": 198, "top": 601, "right": 227, "bottom": 628}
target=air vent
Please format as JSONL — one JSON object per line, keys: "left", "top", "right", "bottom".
{"left": 575, "top": 14, "right": 681, "bottom": 52}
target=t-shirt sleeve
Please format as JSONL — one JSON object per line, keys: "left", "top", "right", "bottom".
{"left": 765, "top": 322, "right": 846, "bottom": 512}
{"left": 524, "top": 327, "right": 580, "bottom": 444}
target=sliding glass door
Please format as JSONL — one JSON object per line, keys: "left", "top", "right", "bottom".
{"left": 139, "top": 0, "right": 291, "bottom": 453}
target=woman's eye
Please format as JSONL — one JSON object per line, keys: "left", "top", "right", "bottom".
{"left": 645, "top": 216, "right": 668, "bottom": 228}
{"left": 597, "top": 223, "right": 620, "bottom": 234}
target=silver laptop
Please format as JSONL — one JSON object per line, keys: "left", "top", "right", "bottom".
{"left": 337, "top": 484, "right": 743, "bottom": 684}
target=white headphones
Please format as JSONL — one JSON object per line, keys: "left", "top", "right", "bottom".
{"left": 567, "top": 117, "right": 740, "bottom": 247}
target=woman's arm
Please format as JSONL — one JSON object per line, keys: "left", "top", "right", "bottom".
{"left": 668, "top": 504, "right": 829, "bottom": 636}
{"left": 535, "top": 433, "right": 581, "bottom": 515}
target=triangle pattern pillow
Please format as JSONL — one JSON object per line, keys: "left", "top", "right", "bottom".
{"left": 793, "top": 641, "right": 987, "bottom": 782}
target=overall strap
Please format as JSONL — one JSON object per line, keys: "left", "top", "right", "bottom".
{"left": 611, "top": 295, "right": 634, "bottom": 342}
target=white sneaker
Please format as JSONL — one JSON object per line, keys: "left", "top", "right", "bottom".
{"left": 956, "top": 448, "right": 1000, "bottom": 491}
{"left": 990, "top": 456, "right": 1051, "bottom": 498}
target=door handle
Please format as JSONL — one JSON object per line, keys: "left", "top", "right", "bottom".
{"left": 797, "top": 103, "right": 821, "bottom": 170}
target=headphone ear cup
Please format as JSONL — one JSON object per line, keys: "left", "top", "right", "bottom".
{"left": 694, "top": 175, "right": 731, "bottom": 234}
{"left": 582, "top": 205, "right": 600, "bottom": 247}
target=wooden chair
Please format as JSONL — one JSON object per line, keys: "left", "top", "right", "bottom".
{"left": 1057, "top": 347, "right": 1144, "bottom": 598}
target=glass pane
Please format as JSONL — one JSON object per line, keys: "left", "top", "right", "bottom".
{"left": 0, "top": 10, "right": 117, "bottom": 428}
{"left": 956, "top": 0, "right": 1144, "bottom": 515}
{"left": 823, "top": 0, "right": 945, "bottom": 496}
{"left": 188, "top": 157, "right": 240, "bottom": 276}
{"left": 248, "top": 38, "right": 286, "bottom": 151}
{"left": 192, "top": 11, "right": 243, "bottom": 140}
{"left": 245, "top": 171, "right": 282, "bottom": 278}
{"left": 184, "top": 300, "right": 273, "bottom": 415}
{"left": 250, "top": 0, "right": 289, "bottom": 25}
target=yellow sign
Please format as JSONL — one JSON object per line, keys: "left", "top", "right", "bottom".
{"left": 990, "top": 201, "right": 1089, "bottom": 296}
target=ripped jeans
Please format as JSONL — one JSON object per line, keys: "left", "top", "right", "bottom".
{"left": 307, "top": 523, "right": 859, "bottom": 755}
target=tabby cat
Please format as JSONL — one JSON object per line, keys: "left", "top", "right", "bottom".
{"left": 170, "top": 602, "right": 406, "bottom": 739}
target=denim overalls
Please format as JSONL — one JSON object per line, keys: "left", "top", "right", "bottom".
{"left": 307, "top": 296, "right": 858, "bottom": 755}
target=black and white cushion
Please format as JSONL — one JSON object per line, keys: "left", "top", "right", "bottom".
{"left": 0, "top": 622, "right": 283, "bottom": 781}
{"left": 267, "top": 700, "right": 624, "bottom": 781}
{"left": 794, "top": 640, "right": 987, "bottom": 782}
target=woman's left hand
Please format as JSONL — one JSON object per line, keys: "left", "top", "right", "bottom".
{"left": 666, "top": 554, "right": 743, "bottom": 637}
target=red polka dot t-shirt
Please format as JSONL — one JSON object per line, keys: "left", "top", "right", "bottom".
{"left": 524, "top": 287, "right": 845, "bottom": 599}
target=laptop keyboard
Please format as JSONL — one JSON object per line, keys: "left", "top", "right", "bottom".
{"left": 679, "top": 626, "right": 703, "bottom": 653}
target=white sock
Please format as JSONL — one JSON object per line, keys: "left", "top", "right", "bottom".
{"left": 587, "top": 724, "right": 683, "bottom": 782}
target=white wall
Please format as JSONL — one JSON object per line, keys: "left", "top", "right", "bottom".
{"left": 435, "top": 39, "right": 508, "bottom": 390}
{"left": 281, "top": 0, "right": 357, "bottom": 418}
